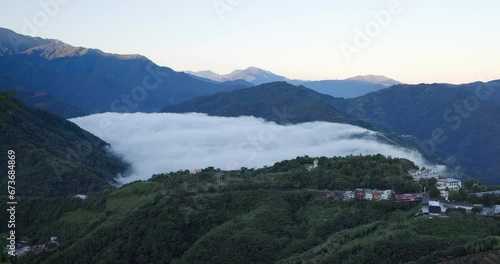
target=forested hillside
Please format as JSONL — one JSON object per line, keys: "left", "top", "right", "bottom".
{"left": 0, "top": 94, "right": 128, "bottom": 197}
{"left": 329, "top": 82, "right": 500, "bottom": 184}
{"left": 1, "top": 155, "right": 498, "bottom": 264}
{"left": 162, "top": 82, "right": 371, "bottom": 128}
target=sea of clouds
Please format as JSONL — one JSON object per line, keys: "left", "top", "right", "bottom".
{"left": 70, "top": 113, "right": 445, "bottom": 184}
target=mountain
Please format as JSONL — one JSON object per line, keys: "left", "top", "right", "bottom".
{"left": 162, "top": 82, "right": 369, "bottom": 128}
{"left": 185, "top": 70, "right": 227, "bottom": 82}
{"left": 329, "top": 81, "right": 500, "bottom": 184}
{"left": 0, "top": 27, "right": 55, "bottom": 55}
{"left": 289, "top": 75, "right": 401, "bottom": 99}
{"left": 4, "top": 156, "right": 500, "bottom": 263}
{"left": 0, "top": 27, "right": 246, "bottom": 115}
{"left": 345, "top": 75, "right": 401, "bottom": 87}
{"left": 0, "top": 94, "right": 129, "bottom": 197}
{"left": 187, "top": 66, "right": 289, "bottom": 85}
{"left": 0, "top": 76, "right": 85, "bottom": 118}
{"left": 290, "top": 79, "right": 390, "bottom": 99}
{"left": 187, "top": 66, "right": 400, "bottom": 98}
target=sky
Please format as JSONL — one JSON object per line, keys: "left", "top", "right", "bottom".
{"left": 70, "top": 112, "right": 446, "bottom": 183}
{"left": 1, "top": 0, "right": 500, "bottom": 84}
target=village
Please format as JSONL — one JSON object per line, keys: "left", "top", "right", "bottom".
{"left": 316, "top": 168, "right": 500, "bottom": 217}
{"left": 188, "top": 162, "right": 500, "bottom": 218}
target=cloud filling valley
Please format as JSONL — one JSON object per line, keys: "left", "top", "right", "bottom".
{"left": 70, "top": 113, "right": 444, "bottom": 184}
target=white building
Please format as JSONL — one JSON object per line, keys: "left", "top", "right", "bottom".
{"left": 409, "top": 169, "right": 440, "bottom": 181}
{"left": 381, "top": 190, "right": 392, "bottom": 200}
{"left": 494, "top": 205, "right": 500, "bottom": 215}
{"left": 74, "top": 194, "right": 87, "bottom": 200}
{"left": 364, "top": 189, "right": 373, "bottom": 200}
{"left": 312, "top": 159, "right": 319, "bottom": 169}
{"left": 440, "top": 190, "right": 449, "bottom": 201}
{"left": 343, "top": 191, "right": 355, "bottom": 200}
{"left": 437, "top": 178, "right": 462, "bottom": 191}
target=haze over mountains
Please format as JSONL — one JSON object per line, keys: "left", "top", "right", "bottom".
{"left": 187, "top": 67, "right": 402, "bottom": 98}
{"left": 186, "top": 67, "right": 288, "bottom": 85}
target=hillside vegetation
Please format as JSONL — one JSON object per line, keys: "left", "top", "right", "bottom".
{"left": 162, "top": 82, "right": 371, "bottom": 128}
{"left": 330, "top": 82, "right": 500, "bottom": 184}
{"left": 0, "top": 94, "right": 128, "bottom": 197}
{"left": 1, "top": 155, "right": 499, "bottom": 264}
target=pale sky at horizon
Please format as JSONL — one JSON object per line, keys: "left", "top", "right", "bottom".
{"left": 1, "top": 0, "right": 499, "bottom": 84}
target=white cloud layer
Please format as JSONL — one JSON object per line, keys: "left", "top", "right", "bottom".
{"left": 70, "top": 113, "right": 445, "bottom": 184}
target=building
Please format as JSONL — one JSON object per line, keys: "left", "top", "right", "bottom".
{"left": 395, "top": 193, "right": 424, "bottom": 203}
{"left": 307, "top": 159, "right": 319, "bottom": 171}
{"left": 364, "top": 189, "right": 373, "bottom": 200}
{"left": 409, "top": 169, "right": 440, "bottom": 181}
{"left": 331, "top": 190, "right": 345, "bottom": 200}
{"left": 343, "top": 191, "right": 355, "bottom": 200}
{"left": 74, "top": 194, "right": 87, "bottom": 200}
{"left": 372, "top": 190, "right": 392, "bottom": 200}
{"left": 446, "top": 203, "right": 473, "bottom": 213}
{"left": 437, "top": 178, "right": 462, "bottom": 191}
{"left": 440, "top": 190, "right": 449, "bottom": 201}
{"left": 421, "top": 195, "right": 429, "bottom": 214}
{"left": 429, "top": 201, "right": 442, "bottom": 215}
{"left": 494, "top": 205, "right": 500, "bottom": 215}
{"left": 355, "top": 188, "right": 365, "bottom": 199}
{"left": 373, "top": 190, "right": 382, "bottom": 200}
{"left": 215, "top": 172, "right": 225, "bottom": 184}
{"left": 190, "top": 169, "right": 202, "bottom": 175}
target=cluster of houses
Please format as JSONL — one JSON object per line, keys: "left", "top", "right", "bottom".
{"left": 4, "top": 236, "right": 59, "bottom": 257}
{"left": 409, "top": 169, "right": 463, "bottom": 201}
{"left": 324, "top": 188, "right": 393, "bottom": 201}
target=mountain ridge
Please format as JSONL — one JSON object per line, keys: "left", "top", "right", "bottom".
{"left": 187, "top": 66, "right": 289, "bottom": 85}
{"left": 329, "top": 81, "right": 500, "bottom": 184}
{"left": 162, "top": 81, "right": 368, "bottom": 128}
{"left": 187, "top": 67, "right": 401, "bottom": 98}
{"left": 0, "top": 27, "right": 247, "bottom": 116}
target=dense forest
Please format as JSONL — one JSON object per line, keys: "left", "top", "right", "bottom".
{"left": 1, "top": 155, "right": 499, "bottom": 263}
{"left": 0, "top": 94, "right": 129, "bottom": 197}
{"left": 329, "top": 82, "right": 500, "bottom": 185}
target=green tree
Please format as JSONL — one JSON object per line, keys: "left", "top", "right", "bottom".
{"left": 471, "top": 206, "right": 483, "bottom": 214}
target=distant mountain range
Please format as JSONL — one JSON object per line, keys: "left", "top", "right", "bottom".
{"left": 0, "top": 27, "right": 248, "bottom": 116}
{"left": 186, "top": 67, "right": 288, "bottom": 85}
{"left": 187, "top": 67, "right": 401, "bottom": 98}
{"left": 0, "top": 27, "right": 402, "bottom": 117}
{"left": 344, "top": 75, "right": 401, "bottom": 87}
